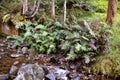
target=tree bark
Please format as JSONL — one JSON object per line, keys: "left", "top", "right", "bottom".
{"left": 51, "top": 0, "right": 55, "bottom": 18}
{"left": 20, "top": 0, "right": 40, "bottom": 19}
{"left": 106, "top": 0, "right": 118, "bottom": 26}
{"left": 63, "top": 0, "right": 66, "bottom": 25}
{"left": 21, "top": 0, "right": 28, "bottom": 15}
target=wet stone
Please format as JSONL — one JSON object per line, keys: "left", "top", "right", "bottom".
{"left": 0, "top": 74, "right": 9, "bottom": 80}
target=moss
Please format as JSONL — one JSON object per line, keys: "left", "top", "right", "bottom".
{"left": 93, "top": 26, "right": 120, "bottom": 78}
{"left": 93, "top": 53, "right": 120, "bottom": 77}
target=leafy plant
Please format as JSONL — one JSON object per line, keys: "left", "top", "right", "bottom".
{"left": 8, "top": 20, "right": 111, "bottom": 61}
{"left": 2, "top": 14, "right": 10, "bottom": 23}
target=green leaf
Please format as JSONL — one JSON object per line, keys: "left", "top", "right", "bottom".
{"left": 74, "top": 25, "right": 82, "bottom": 30}
{"left": 40, "top": 45, "right": 45, "bottom": 52}
{"left": 75, "top": 43, "right": 81, "bottom": 51}
{"left": 50, "top": 44, "right": 55, "bottom": 48}
{"left": 81, "top": 36, "right": 89, "bottom": 41}
{"left": 36, "top": 24, "right": 46, "bottom": 30}
{"left": 33, "top": 33, "right": 39, "bottom": 39}
{"left": 84, "top": 20, "right": 95, "bottom": 37}
{"left": 3, "top": 14, "right": 10, "bottom": 23}
{"left": 73, "top": 32, "right": 80, "bottom": 38}
{"left": 66, "top": 32, "right": 73, "bottom": 39}
{"left": 66, "top": 53, "right": 77, "bottom": 60}
{"left": 42, "top": 31, "right": 48, "bottom": 36}
{"left": 24, "top": 31, "right": 32, "bottom": 37}
{"left": 61, "top": 41, "right": 70, "bottom": 50}
{"left": 55, "top": 21, "right": 62, "bottom": 27}
{"left": 84, "top": 55, "right": 90, "bottom": 64}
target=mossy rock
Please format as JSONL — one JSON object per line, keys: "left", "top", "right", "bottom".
{"left": 93, "top": 53, "right": 120, "bottom": 78}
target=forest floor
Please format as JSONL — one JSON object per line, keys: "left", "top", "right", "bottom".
{"left": 0, "top": 35, "right": 117, "bottom": 80}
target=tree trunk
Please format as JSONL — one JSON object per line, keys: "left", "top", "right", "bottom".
{"left": 21, "top": 0, "right": 28, "bottom": 15}
{"left": 106, "top": 0, "right": 118, "bottom": 26}
{"left": 51, "top": 0, "right": 55, "bottom": 18}
{"left": 63, "top": 0, "right": 66, "bottom": 25}
{"left": 21, "top": 0, "right": 40, "bottom": 19}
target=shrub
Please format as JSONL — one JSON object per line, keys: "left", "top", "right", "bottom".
{"left": 93, "top": 27, "right": 120, "bottom": 78}
{"left": 7, "top": 20, "right": 111, "bottom": 61}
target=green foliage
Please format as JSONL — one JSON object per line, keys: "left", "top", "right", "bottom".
{"left": 93, "top": 53, "right": 120, "bottom": 78}
{"left": 2, "top": 14, "right": 10, "bottom": 23}
{"left": 7, "top": 20, "right": 112, "bottom": 61}
{"left": 110, "top": 27, "right": 120, "bottom": 53}
{"left": 93, "top": 26, "right": 120, "bottom": 78}
{"left": 94, "top": 0, "right": 108, "bottom": 13}
{"left": 8, "top": 20, "right": 96, "bottom": 60}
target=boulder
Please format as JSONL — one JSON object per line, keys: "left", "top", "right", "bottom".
{"left": 14, "top": 63, "right": 45, "bottom": 80}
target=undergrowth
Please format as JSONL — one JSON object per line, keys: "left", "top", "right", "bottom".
{"left": 93, "top": 27, "right": 120, "bottom": 78}
{"left": 7, "top": 19, "right": 111, "bottom": 62}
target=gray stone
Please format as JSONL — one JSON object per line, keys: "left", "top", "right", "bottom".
{"left": 0, "top": 74, "right": 9, "bottom": 80}
{"left": 45, "top": 72, "right": 56, "bottom": 80}
{"left": 21, "top": 47, "right": 28, "bottom": 54}
{"left": 9, "top": 65, "right": 18, "bottom": 75}
{"left": 10, "top": 54, "right": 23, "bottom": 58}
{"left": 47, "top": 66, "right": 69, "bottom": 80}
{"left": 14, "top": 63, "right": 45, "bottom": 80}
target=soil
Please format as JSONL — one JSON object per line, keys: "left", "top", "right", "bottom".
{"left": 0, "top": 36, "right": 118, "bottom": 80}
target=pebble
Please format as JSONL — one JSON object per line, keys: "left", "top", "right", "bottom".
{"left": 10, "top": 54, "right": 23, "bottom": 58}
{"left": 21, "top": 47, "right": 28, "bottom": 54}
{"left": 13, "top": 61, "right": 20, "bottom": 65}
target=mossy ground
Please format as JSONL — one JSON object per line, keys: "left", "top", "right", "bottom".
{"left": 93, "top": 26, "right": 120, "bottom": 78}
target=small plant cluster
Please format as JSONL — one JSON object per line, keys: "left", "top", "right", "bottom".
{"left": 8, "top": 20, "right": 111, "bottom": 61}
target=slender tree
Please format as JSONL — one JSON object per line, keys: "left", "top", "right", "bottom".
{"left": 51, "top": 0, "right": 55, "bottom": 18}
{"left": 63, "top": 0, "right": 66, "bottom": 25}
{"left": 106, "top": 0, "right": 118, "bottom": 26}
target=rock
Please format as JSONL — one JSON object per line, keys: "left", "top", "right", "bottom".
{"left": 0, "top": 74, "right": 9, "bottom": 80}
{"left": 73, "top": 77, "right": 80, "bottom": 80}
{"left": 12, "top": 44, "right": 19, "bottom": 49}
{"left": 0, "top": 53, "right": 5, "bottom": 59}
{"left": 10, "top": 54, "right": 23, "bottom": 58}
{"left": 68, "top": 73, "right": 78, "bottom": 79}
{"left": 0, "top": 43, "right": 5, "bottom": 47}
{"left": 9, "top": 65, "right": 18, "bottom": 74}
{"left": 70, "top": 64, "right": 76, "bottom": 70}
{"left": 47, "top": 66, "right": 69, "bottom": 80}
{"left": 9, "top": 65, "right": 18, "bottom": 79}
{"left": 21, "top": 47, "right": 28, "bottom": 54}
{"left": 14, "top": 63, "right": 45, "bottom": 80}
{"left": 45, "top": 72, "right": 56, "bottom": 80}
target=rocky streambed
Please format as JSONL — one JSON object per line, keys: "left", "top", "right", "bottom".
{"left": 0, "top": 36, "right": 117, "bottom": 80}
